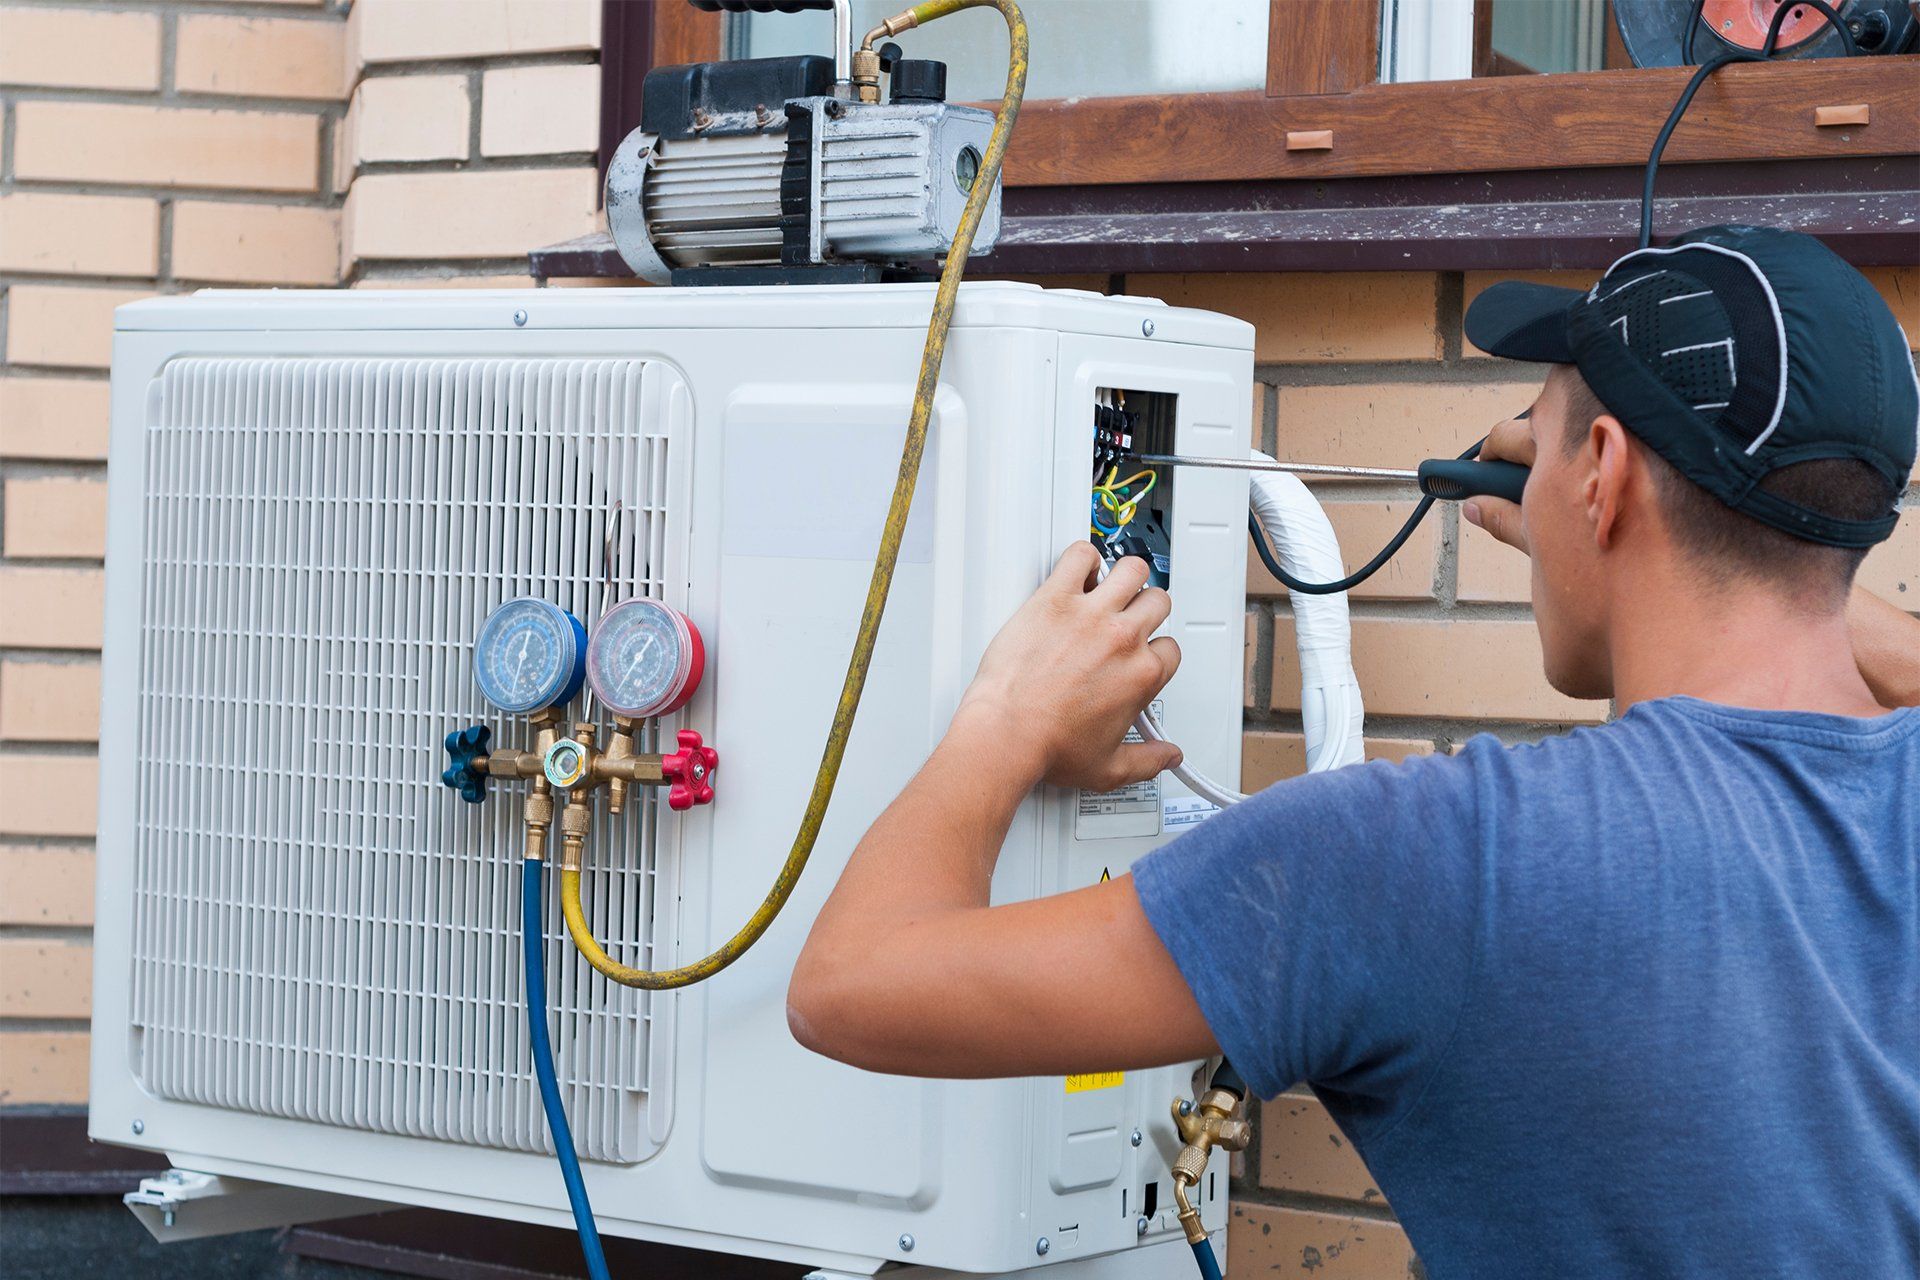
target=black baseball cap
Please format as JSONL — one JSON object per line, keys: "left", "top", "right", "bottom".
{"left": 1465, "top": 225, "right": 1917, "bottom": 548}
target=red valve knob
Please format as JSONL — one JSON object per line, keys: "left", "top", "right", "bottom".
{"left": 660, "top": 729, "right": 718, "bottom": 811}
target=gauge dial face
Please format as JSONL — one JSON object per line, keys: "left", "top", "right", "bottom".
{"left": 473, "top": 597, "right": 584, "bottom": 714}
{"left": 586, "top": 598, "right": 702, "bottom": 718}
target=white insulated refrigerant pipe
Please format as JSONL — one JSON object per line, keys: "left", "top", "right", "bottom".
{"left": 1134, "top": 449, "right": 1367, "bottom": 810}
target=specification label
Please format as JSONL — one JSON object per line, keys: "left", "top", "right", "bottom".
{"left": 1074, "top": 702, "right": 1163, "bottom": 840}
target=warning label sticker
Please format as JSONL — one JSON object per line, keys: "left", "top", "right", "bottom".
{"left": 1064, "top": 1071, "right": 1125, "bottom": 1094}
{"left": 1163, "top": 795, "right": 1221, "bottom": 830}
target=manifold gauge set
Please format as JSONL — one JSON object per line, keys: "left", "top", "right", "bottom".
{"left": 472, "top": 596, "right": 704, "bottom": 723}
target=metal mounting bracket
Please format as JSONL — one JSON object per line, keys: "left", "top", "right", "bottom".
{"left": 123, "top": 1168, "right": 395, "bottom": 1242}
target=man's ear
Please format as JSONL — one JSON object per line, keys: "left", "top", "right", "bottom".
{"left": 1584, "top": 415, "right": 1634, "bottom": 552}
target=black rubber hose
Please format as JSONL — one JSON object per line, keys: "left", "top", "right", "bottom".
{"left": 1248, "top": 440, "right": 1483, "bottom": 596}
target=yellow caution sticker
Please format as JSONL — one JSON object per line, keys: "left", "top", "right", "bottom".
{"left": 1099, "top": 867, "right": 1113, "bottom": 883}
{"left": 1065, "top": 1071, "right": 1125, "bottom": 1094}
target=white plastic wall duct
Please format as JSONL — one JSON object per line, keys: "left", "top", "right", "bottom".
{"left": 1138, "top": 448, "right": 1366, "bottom": 808}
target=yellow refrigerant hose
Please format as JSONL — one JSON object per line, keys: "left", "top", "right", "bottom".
{"left": 561, "top": 0, "right": 1029, "bottom": 990}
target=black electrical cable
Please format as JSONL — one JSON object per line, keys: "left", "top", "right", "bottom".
{"left": 1248, "top": 439, "right": 1483, "bottom": 595}
{"left": 1647, "top": 0, "right": 1857, "bottom": 248}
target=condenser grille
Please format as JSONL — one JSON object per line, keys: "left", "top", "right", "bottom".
{"left": 129, "top": 357, "right": 687, "bottom": 1163}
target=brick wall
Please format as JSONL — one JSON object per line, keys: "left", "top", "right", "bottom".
{"left": 0, "top": 0, "right": 349, "bottom": 1108}
{"left": 3, "top": 6, "right": 1916, "bottom": 1276}
{"left": 339, "top": 0, "right": 601, "bottom": 286}
{"left": 1144, "top": 266, "right": 1919, "bottom": 1278}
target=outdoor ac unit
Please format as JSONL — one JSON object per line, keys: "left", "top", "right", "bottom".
{"left": 90, "top": 283, "right": 1253, "bottom": 1277}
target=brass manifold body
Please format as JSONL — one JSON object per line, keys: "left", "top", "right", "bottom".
{"left": 469, "top": 709, "right": 715, "bottom": 869}
{"left": 1170, "top": 1085, "right": 1252, "bottom": 1245}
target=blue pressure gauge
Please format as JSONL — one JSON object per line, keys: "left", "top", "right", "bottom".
{"left": 472, "top": 597, "right": 587, "bottom": 714}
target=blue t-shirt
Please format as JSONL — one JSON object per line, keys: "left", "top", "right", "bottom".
{"left": 1134, "top": 696, "right": 1919, "bottom": 1279}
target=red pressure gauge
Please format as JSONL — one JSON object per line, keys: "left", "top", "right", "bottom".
{"left": 585, "top": 598, "right": 706, "bottom": 718}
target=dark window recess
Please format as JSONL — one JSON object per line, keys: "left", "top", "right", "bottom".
{"left": 1143, "top": 1179, "right": 1160, "bottom": 1221}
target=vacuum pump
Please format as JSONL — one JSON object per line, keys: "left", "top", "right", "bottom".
{"left": 605, "top": 0, "right": 1002, "bottom": 284}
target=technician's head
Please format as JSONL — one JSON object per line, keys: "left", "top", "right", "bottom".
{"left": 1465, "top": 225, "right": 1916, "bottom": 700}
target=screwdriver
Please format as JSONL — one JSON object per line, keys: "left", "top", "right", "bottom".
{"left": 1129, "top": 453, "right": 1529, "bottom": 504}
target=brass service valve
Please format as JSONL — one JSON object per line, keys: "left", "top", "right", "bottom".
{"left": 1169, "top": 1084, "right": 1250, "bottom": 1245}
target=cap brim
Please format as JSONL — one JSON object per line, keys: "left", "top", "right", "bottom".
{"left": 1464, "top": 281, "right": 1582, "bottom": 362}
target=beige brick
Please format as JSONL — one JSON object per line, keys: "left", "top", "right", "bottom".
{"left": 0, "top": 939, "right": 91, "bottom": 1016}
{"left": 1249, "top": 499, "right": 1436, "bottom": 601}
{"left": 1274, "top": 381, "right": 1540, "bottom": 470}
{"left": 4, "top": 286, "right": 149, "bottom": 371}
{"left": 177, "top": 13, "right": 345, "bottom": 100}
{"left": 0, "top": 661, "right": 101, "bottom": 742}
{"left": 1863, "top": 267, "right": 1918, "bottom": 345}
{"left": 0, "top": 1030, "right": 90, "bottom": 1105}
{"left": 354, "top": 0, "right": 599, "bottom": 63}
{"left": 1243, "top": 731, "right": 1433, "bottom": 791}
{"left": 0, "top": 567, "right": 104, "bottom": 650}
{"left": 0, "top": 193, "right": 159, "bottom": 278}
{"left": 1132, "top": 273, "right": 1440, "bottom": 363}
{"left": 0, "top": 755, "right": 99, "bottom": 838}
{"left": 1275, "top": 616, "right": 1606, "bottom": 723}
{"left": 481, "top": 64, "right": 599, "bottom": 157}
{"left": 1457, "top": 516, "right": 1532, "bottom": 604}
{"left": 0, "top": 378, "right": 110, "bottom": 461}
{"left": 14, "top": 101, "right": 320, "bottom": 194}
{"left": 348, "top": 75, "right": 470, "bottom": 166}
{"left": 1858, "top": 508, "right": 1918, "bottom": 607}
{"left": 345, "top": 168, "right": 598, "bottom": 262}
{"left": 1462, "top": 270, "right": 1590, "bottom": 359}
{"left": 1229, "top": 1201, "right": 1417, "bottom": 1277}
{"left": 1260, "top": 1091, "right": 1383, "bottom": 1202}
{"left": 3, "top": 476, "right": 108, "bottom": 560}
{"left": 0, "top": 846, "right": 94, "bottom": 925}
{"left": 0, "top": 6, "right": 160, "bottom": 91}
{"left": 172, "top": 202, "right": 340, "bottom": 286}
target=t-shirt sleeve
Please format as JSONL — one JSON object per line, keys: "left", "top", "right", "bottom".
{"left": 1131, "top": 747, "right": 1487, "bottom": 1124}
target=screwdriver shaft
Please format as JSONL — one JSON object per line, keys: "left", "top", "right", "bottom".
{"left": 1131, "top": 453, "right": 1419, "bottom": 482}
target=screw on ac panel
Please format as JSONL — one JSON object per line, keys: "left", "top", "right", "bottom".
{"left": 898, "top": 1234, "right": 915, "bottom": 1253}
{"left": 512, "top": 310, "right": 528, "bottom": 327}
{"left": 1130, "top": 1128, "right": 1143, "bottom": 1147}
{"left": 1136, "top": 1215, "right": 1150, "bottom": 1236}
{"left": 132, "top": 1120, "right": 145, "bottom": 1135}
{"left": 1141, "top": 319, "right": 1156, "bottom": 338}
{"left": 1035, "top": 1236, "right": 1051, "bottom": 1256}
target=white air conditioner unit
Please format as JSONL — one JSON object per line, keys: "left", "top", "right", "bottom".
{"left": 90, "top": 283, "right": 1253, "bottom": 1278}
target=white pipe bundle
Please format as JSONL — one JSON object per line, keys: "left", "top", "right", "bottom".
{"left": 1137, "top": 448, "right": 1366, "bottom": 810}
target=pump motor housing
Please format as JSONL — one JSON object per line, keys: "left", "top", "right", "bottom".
{"left": 607, "top": 54, "right": 1001, "bottom": 284}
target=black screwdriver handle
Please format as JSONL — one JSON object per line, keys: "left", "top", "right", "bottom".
{"left": 1417, "top": 458, "right": 1529, "bottom": 504}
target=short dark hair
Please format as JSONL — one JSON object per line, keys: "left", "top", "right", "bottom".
{"left": 1558, "top": 369, "right": 1894, "bottom": 607}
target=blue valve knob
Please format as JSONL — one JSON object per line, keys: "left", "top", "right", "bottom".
{"left": 442, "top": 724, "right": 492, "bottom": 803}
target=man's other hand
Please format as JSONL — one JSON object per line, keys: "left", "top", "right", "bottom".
{"left": 956, "top": 542, "right": 1182, "bottom": 793}
{"left": 1462, "top": 411, "right": 1536, "bottom": 553}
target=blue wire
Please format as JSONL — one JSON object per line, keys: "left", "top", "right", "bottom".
{"left": 523, "top": 857, "right": 614, "bottom": 1280}
{"left": 1190, "top": 1237, "right": 1225, "bottom": 1280}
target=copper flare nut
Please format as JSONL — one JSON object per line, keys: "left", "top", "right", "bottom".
{"left": 523, "top": 786, "right": 554, "bottom": 862}
{"left": 1169, "top": 1086, "right": 1250, "bottom": 1245}
{"left": 558, "top": 795, "right": 592, "bottom": 873}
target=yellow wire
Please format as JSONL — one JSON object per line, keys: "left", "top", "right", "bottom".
{"left": 562, "top": 0, "right": 1030, "bottom": 990}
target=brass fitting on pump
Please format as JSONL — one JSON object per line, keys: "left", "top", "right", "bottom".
{"left": 855, "top": 9, "right": 920, "bottom": 102}
{"left": 1169, "top": 1085, "right": 1251, "bottom": 1245}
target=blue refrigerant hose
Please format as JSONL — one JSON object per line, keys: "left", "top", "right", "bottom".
{"left": 523, "top": 857, "right": 614, "bottom": 1280}
{"left": 1191, "top": 1238, "right": 1225, "bottom": 1280}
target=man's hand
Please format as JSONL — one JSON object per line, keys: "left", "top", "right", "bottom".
{"left": 955, "top": 542, "right": 1182, "bottom": 792}
{"left": 1460, "top": 411, "right": 1535, "bottom": 553}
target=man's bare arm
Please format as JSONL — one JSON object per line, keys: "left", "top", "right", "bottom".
{"left": 787, "top": 545, "right": 1218, "bottom": 1077}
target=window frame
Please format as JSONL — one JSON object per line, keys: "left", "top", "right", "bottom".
{"left": 610, "top": 1, "right": 1915, "bottom": 186}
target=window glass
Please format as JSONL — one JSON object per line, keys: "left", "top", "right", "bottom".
{"left": 735, "top": 0, "right": 1270, "bottom": 102}
{"left": 1489, "top": 0, "right": 1608, "bottom": 74}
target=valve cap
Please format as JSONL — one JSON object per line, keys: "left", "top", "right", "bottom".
{"left": 660, "top": 729, "right": 718, "bottom": 811}
{"left": 441, "top": 725, "right": 492, "bottom": 804}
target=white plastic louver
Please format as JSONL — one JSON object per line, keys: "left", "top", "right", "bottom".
{"left": 128, "top": 357, "right": 688, "bottom": 1164}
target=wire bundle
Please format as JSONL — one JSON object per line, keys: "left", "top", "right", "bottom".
{"left": 1091, "top": 465, "right": 1158, "bottom": 537}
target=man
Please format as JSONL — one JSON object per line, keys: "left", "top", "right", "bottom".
{"left": 787, "top": 227, "right": 1919, "bottom": 1276}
